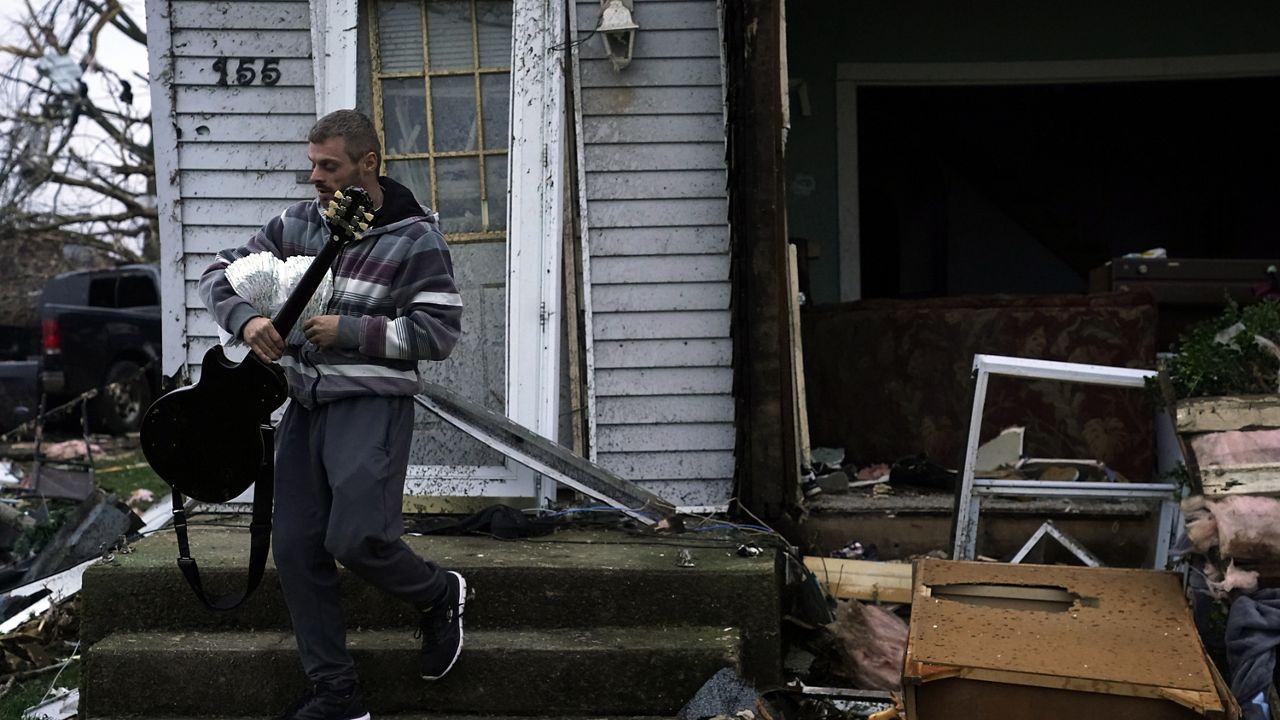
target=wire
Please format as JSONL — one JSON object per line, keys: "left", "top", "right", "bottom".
{"left": 688, "top": 522, "right": 776, "bottom": 534}
{"left": 549, "top": 27, "right": 598, "bottom": 53}
{"left": 39, "top": 639, "right": 79, "bottom": 705}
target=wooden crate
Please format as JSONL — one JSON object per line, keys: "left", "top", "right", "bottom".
{"left": 903, "top": 559, "right": 1237, "bottom": 720}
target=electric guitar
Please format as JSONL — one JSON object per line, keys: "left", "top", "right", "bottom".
{"left": 140, "top": 188, "right": 373, "bottom": 503}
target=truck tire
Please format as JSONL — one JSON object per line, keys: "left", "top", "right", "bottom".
{"left": 94, "top": 360, "right": 152, "bottom": 434}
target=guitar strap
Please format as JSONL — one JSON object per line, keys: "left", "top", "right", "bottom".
{"left": 171, "top": 424, "right": 275, "bottom": 611}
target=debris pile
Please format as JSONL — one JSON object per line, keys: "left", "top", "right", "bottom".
{"left": 0, "top": 431, "right": 150, "bottom": 603}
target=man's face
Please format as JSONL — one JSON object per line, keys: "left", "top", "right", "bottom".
{"left": 308, "top": 136, "right": 374, "bottom": 205}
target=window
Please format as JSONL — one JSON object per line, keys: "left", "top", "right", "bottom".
{"left": 369, "top": 0, "right": 513, "bottom": 240}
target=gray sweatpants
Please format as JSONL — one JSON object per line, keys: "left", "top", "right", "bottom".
{"left": 273, "top": 395, "right": 447, "bottom": 685}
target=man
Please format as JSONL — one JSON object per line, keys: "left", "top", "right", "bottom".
{"left": 199, "top": 110, "right": 466, "bottom": 720}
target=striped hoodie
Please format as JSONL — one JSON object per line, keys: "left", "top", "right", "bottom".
{"left": 199, "top": 176, "right": 462, "bottom": 408}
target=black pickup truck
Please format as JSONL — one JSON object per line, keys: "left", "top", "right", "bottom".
{"left": 38, "top": 265, "right": 162, "bottom": 434}
{"left": 0, "top": 326, "right": 39, "bottom": 433}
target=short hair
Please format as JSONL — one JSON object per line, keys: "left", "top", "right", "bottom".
{"left": 309, "top": 110, "right": 382, "bottom": 165}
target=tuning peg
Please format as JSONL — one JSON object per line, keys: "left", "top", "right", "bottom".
{"left": 363, "top": 212, "right": 374, "bottom": 221}
{"left": 358, "top": 222, "right": 369, "bottom": 231}
{"left": 334, "top": 190, "right": 345, "bottom": 200}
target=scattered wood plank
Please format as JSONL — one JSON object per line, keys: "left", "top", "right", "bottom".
{"left": 804, "top": 556, "right": 913, "bottom": 605}
{"left": 1200, "top": 463, "right": 1280, "bottom": 497}
{"left": 1176, "top": 395, "right": 1280, "bottom": 433}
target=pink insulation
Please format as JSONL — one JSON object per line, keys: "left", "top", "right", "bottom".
{"left": 1182, "top": 494, "right": 1280, "bottom": 560}
{"left": 1189, "top": 429, "right": 1280, "bottom": 467}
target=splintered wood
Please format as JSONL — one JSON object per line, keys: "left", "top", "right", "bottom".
{"left": 804, "top": 557, "right": 913, "bottom": 604}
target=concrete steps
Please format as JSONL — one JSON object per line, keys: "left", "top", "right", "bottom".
{"left": 84, "top": 627, "right": 738, "bottom": 716}
{"left": 79, "top": 525, "right": 782, "bottom": 717}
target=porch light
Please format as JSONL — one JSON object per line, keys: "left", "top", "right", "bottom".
{"left": 597, "top": 0, "right": 639, "bottom": 71}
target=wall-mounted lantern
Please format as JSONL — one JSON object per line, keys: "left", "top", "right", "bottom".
{"left": 597, "top": 0, "right": 639, "bottom": 71}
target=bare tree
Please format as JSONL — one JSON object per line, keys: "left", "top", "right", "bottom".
{"left": 0, "top": 0, "right": 154, "bottom": 282}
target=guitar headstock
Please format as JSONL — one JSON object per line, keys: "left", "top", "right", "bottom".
{"left": 322, "top": 186, "right": 375, "bottom": 246}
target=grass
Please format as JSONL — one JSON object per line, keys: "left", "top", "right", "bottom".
{"left": 0, "top": 659, "right": 79, "bottom": 719}
{"left": 94, "top": 450, "right": 168, "bottom": 510}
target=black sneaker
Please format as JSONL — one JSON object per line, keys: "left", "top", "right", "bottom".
{"left": 416, "top": 570, "right": 467, "bottom": 680}
{"left": 277, "top": 680, "right": 370, "bottom": 720}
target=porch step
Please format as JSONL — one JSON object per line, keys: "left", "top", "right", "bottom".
{"left": 80, "top": 527, "right": 781, "bottom": 682}
{"left": 88, "top": 712, "right": 670, "bottom": 717}
{"left": 81, "top": 626, "right": 738, "bottom": 717}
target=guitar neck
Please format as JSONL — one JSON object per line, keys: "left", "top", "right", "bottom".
{"left": 270, "top": 238, "right": 344, "bottom": 336}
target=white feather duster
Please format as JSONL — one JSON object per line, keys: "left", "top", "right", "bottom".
{"left": 223, "top": 251, "right": 334, "bottom": 347}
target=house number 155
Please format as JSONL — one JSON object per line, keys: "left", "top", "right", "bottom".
{"left": 212, "top": 57, "right": 282, "bottom": 86}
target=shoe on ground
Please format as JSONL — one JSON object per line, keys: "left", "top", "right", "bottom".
{"left": 417, "top": 569, "right": 467, "bottom": 680}
{"left": 277, "top": 680, "right": 370, "bottom": 720}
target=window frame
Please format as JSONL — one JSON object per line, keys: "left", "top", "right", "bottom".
{"left": 367, "top": 0, "right": 512, "bottom": 242}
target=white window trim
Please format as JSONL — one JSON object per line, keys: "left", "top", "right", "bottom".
{"left": 835, "top": 52, "right": 1280, "bottom": 303}
{"left": 147, "top": 0, "right": 186, "bottom": 379}
{"left": 310, "top": 0, "right": 564, "bottom": 502}
{"left": 311, "top": 0, "right": 359, "bottom": 116}
{"left": 506, "top": 0, "right": 566, "bottom": 504}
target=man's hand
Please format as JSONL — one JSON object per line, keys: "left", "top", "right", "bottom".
{"left": 243, "top": 316, "right": 285, "bottom": 363}
{"left": 304, "top": 315, "right": 341, "bottom": 348}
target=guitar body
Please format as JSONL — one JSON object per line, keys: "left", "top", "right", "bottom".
{"left": 140, "top": 187, "right": 372, "bottom": 504}
{"left": 140, "top": 344, "right": 288, "bottom": 503}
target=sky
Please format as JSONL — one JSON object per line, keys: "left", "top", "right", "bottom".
{"left": 2, "top": 0, "right": 152, "bottom": 254}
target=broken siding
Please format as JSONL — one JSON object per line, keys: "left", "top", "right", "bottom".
{"left": 576, "top": 0, "right": 731, "bottom": 506}
{"left": 150, "top": 0, "right": 316, "bottom": 376}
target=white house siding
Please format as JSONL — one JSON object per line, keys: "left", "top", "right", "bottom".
{"left": 574, "top": 0, "right": 733, "bottom": 507}
{"left": 147, "top": 0, "right": 317, "bottom": 378}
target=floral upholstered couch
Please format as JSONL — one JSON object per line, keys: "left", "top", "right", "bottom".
{"left": 801, "top": 292, "right": 1158, "bottom": 482}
